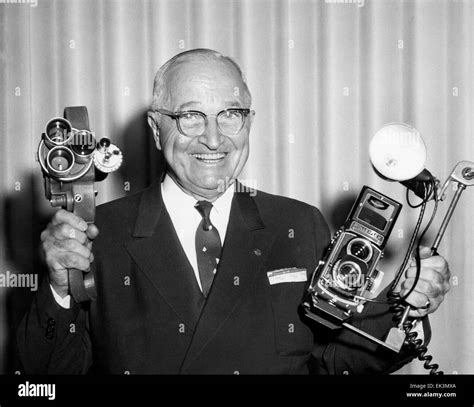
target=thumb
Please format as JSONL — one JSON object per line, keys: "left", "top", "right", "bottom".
{"left": 417, "top": 245, "right": 433, "bottom": 259}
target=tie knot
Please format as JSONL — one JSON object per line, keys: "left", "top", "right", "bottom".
{"left": 195, "top": 200, "right": 214, "bottom": 230}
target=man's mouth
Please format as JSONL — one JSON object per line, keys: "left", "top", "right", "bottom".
{"left": 191, "top": 153, "right": 227, "bottom": 164}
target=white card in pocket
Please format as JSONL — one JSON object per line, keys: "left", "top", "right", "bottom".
{"left": 267, "top": 267, "right": 307, "bottom": 285}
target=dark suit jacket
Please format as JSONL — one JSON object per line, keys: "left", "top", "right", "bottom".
{"left": 17, "top": 180, "right": 421, "bottom": 374}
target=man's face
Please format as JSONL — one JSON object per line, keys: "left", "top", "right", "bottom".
{"left": 149, "top": 58, "right": 253, "bottom": 200}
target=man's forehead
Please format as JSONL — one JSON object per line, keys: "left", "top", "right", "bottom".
{"left": 176, "top": 100, "right": 243, "bottom": 111}
{"left": 165, "top": 59, "right": 246, "bottom": 108}
{"left": 166, "top": 59, "right": 243, "bottom": 86}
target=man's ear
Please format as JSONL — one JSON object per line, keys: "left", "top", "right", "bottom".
{"left": 248, "top": 110, "right": 255, "bottom": 128}
{"left": 147, "top": 111, "right": 162, "bottom": 150}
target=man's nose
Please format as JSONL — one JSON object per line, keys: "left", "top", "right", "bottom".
{"left": 198, "top": 119, "right": 224, "bottom": 150}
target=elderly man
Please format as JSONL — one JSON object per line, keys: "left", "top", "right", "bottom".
{"left": 18, "top": 48, "right": 450, "bottom": 374}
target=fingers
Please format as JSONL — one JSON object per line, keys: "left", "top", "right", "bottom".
{"left": 404, "top": 253, "right": 451, "bottom": 300}
{"left": 418, "top": 256, "right": 449, "bottom": 275}
{"left": 402, "top": 289, "right": 429, "bottom": 309}
{"left": 405, "top": 266, "right": 443, "bottom": 282}
{"left": 408, "top": 248, "right": 450, "bottom": 274}
{"left": 403, "top": 289, "right": 444, "bottom": 317}
{"left": 49, "top": 251, "right": 91, "bottom": 273}
{"left": 44, "top": 238, "right": 93, "bottom": 271}
{"left": 41, "top": 210, "right": 100, "bottom": 292}
{"left": 398, "top": 250, "right": 451, "bottom": 317}
{"left": 401, "top": 277, "right": 443, "bottom": 298}
{"left": 42, "top": 210, "right": 100, "bottom": 245}
{"left": 48, "top": 223, "right": 88, "bottom": 245}
{"left": 86, "top": 224, "right": 99, "bottom": 240}
{"left": 51, "top": 209, "right": 88, "bottom": 232}
{"left": 401, "top": 272, "right": 448, "bottom": 317}
{"left": 405, "top": 267, "right": 450, "bottom": 294}
{"left": 52, "top": 238, "right": 93, "bottom": 260}
{"left": 417, "top": 245, "right": 433, "bottom": 260}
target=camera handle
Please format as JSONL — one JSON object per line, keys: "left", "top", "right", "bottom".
{"left": 66, "top": 182, "right": 98, "bottom": 304}
{"left": 391, "top": 161, "right": 474, "bottom": 373}
{"left": 400, "top": 161, "right": 474, "bottom": 317}
{"left": 61, "top": 107, "right": 98, "bottom": 303}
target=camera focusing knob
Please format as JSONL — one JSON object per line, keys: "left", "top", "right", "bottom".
{"left": 94, "top": 138, "right": 123, "bottom": 173}
{"left": 99, "top": 138, "right": 111, "bottom": 150}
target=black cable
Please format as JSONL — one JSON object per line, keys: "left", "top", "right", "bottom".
{"left": 389, "top": 198, "right": 427, "bottom": 296}
{"left": 397, "top": 176, "right": 438, "bottom": 301}
{"left": 362, "top": 187, "right": 429, "bottom": 306}
{"left": 388, "top": 174, "right": 443, "bottom": 375}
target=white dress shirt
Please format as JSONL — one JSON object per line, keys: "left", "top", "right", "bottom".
{"left": 51, "top": 175, "right": 235, "bottom": 306}
{"left": 161, "top": 175, "right": 234, "bottom": 291}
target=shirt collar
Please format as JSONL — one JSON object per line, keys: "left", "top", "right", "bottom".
{"left": 162, "top": 174, "right": 235, "bottom": 213}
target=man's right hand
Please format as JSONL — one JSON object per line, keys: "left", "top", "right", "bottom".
{"left": 40, "top": 209, "right": 99, "bottom": 298}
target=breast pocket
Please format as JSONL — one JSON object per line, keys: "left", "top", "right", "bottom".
{"left": 269, "top": 279, "right": 314, "bottom": 356}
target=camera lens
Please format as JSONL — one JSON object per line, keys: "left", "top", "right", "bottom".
{"left": 333, "top": 261, "right": 362, "bottom": 291}
{"left": 46, "top": 146, "right": 75, "bottom": 177}
{"left": 71, "top": 130, "right": 96, "bottom": 163}
{"left": 347, "top": 238, "right": 373, "bottom": 262}
{"left": 44, "top": 118, "right": 73, "bottom": 147}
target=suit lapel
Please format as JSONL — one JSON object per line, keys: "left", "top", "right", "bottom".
{"left": 180, "top": 188, "right": 276, "bottom": 373}
{"left": 124, "top": 180, "right": 204, "bottom": 331}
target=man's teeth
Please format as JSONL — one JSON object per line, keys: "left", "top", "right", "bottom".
{"left": 192, "top": 153, "right": 226, "bottom": 161}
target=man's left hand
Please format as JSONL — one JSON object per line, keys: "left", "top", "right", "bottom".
{"left": 400, "top": 245, "right": 451, "bottom": 318}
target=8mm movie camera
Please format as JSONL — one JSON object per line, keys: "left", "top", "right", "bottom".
{"left": 37, "top": 106, "right": 123, "bottom": 304}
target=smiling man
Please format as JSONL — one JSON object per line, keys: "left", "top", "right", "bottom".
{"left": 18, "top": 48, "right": 450, "bottom": 374}
{"left": 147, "top": 50, "right": 253, "bottom": 202}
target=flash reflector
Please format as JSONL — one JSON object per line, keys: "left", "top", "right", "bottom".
{"left": 369, "top": 122, "right": 426, "bottom": 182}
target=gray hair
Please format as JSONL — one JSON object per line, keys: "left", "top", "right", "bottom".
{"left": 151, "top": 48, "right": 252, "bottom": 111}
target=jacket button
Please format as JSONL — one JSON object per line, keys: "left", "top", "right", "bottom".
{"left": 253, "top": 249, "right": 261, "bottom": 256}
{"left": 342, "top": 370, "right": 350, "bottom": 375}
{"left": 45, "top": 318, "right": 56, "bottom": 339}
